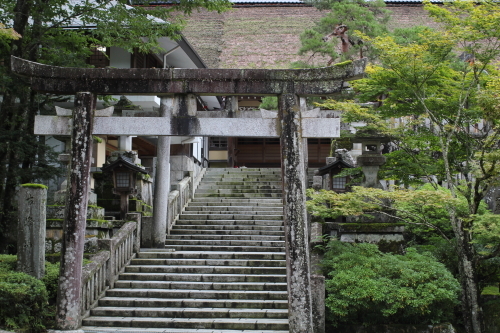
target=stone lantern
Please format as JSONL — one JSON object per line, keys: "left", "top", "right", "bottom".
{"left": 351, "top": 135, "right": 390, "bottom": 189}
{"left": 102, "top": 155, "right": 148, "bottom": 219}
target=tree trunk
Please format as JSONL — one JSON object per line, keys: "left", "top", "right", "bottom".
{"left": 452, "top": 217, "right": 483, "bottom": 333}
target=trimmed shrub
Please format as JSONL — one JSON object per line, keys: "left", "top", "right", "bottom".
{"left": 323, "top": 241, "right": 460, "bottom": 327}
{"left": 0, "top": 271, "right": 48, "bottom": 331}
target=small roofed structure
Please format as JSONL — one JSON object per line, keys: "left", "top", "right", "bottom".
{"left": 316, "top": 150, "right": 355, "bottom": 192}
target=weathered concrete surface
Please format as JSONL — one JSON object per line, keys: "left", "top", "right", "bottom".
{"left": 34, "top": 115, "right": 340, "bottom": 138}
{"left": 311, "top": 274, "right": 326, "bottom": 333}
{"left": 125, "top": 212, "right": 141, "bottom": 254}
{"left": 55, "top": 92, "right": 95, "bottom": 330}
{"left": 279, "top": 94, "right": 314, "bottom": 333}
{"left": 12, "top": 56, "right": 367, "bottom": 96}
{"left": 152, "top": 96, "right": 172, "bottom": 248}
{"left": 17, "top": 186, "right": 47, "bottom": 279}
{"left": 141, "top": 216, "right": 154, "bottom": 248}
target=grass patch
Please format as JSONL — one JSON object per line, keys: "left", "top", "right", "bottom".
{"left": 482, "top": 285, "right": 500, "bottom": 296}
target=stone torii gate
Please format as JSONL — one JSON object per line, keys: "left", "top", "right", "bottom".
{"left": 11, "top": 56, "right": 366, "bottom": 333}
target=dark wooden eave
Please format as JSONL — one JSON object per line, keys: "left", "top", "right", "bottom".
{"left": 317, "top": 159, "right": 354, "bottom": 176}
{"left": 11, "top": 56, "right": 367, "bottom": 96}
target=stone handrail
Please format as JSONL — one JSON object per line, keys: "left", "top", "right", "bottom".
{"left": 177, "top": 176, "right": 192, "bottom": 216}
{"left": 80, "top": 221, "right": 137, "bottom": 318}
{"left": 80, "top": 250, "right": 110, "bottom": 318}
{"left": 97, "top": 222, "right": 137, "bottom": 288}
{"left": 168, "top": 190, "right": 180, "bottom": 233}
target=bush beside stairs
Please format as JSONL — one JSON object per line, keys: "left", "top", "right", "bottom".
{"left": 81, "top": 168, "right": 289, "bottom": 333}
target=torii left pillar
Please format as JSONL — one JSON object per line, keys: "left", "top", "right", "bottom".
{"left": 54, "top": 92, "right": 95, "bottom": 331}
{"left": 279, "top": 93, "right": 314, "bottom": 333}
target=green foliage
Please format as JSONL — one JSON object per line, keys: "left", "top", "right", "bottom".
{"left": 42, "top": 261, "right": 60, "bottom": 304}
{"left": 298, "top": 0, "right": 390, "bottom": 65}
{"left": 258, "top": 96, "right": 278, "bottom": 110}
{"left": 0, "top": 270, "right": 49, "bottom": 331}
{"left": 323, "top": 241, "right": 460, "bottom": 326}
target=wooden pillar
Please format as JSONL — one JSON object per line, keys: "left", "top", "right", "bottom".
{"left": 278, "top": 93, "right": 314, "bottom": 333}
{"left": 55, "top": 92, "right": 95, "bottom": 330}
{"left": 152, "top": 96, "right": 173, "bottom": 248}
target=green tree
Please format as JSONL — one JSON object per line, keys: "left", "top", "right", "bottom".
{"left": 0, "top": 0, "right": 231, "bottom": 252}
{"left": 311, "top": 1, "right": 500, "bottom": 331}
{"left": 298, "top": 0, "right": 390, "bottom": 66}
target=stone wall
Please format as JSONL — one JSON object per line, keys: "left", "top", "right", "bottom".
{"left": 180, "top": 4, "right": 438, "bottom": 69}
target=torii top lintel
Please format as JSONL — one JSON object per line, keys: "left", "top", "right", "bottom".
{"left": 11, "top": 56, "right": 367, "bottom": 96}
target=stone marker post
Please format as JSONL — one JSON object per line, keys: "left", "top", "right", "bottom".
{"left": 152, "top": 96, "right": 173, "bottom": 247}
{"left": 55, "top": 92, "right": 95, "bottom": 331}
{"left": 278, "top": 93, "right": 314, "bottom": 333}
{"left": 17, "top": 185, "right": 47, "bottom": 279}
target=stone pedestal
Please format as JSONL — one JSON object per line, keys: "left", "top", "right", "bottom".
{"left": 17, "top": 185, "right": 47, "bottom": 279}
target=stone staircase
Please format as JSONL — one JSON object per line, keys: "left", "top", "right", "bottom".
{"left": 82, "top": 168, "right": 289, "bottom": 333}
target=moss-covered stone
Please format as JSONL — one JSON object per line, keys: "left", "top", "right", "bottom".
{"left": 331, "top": 222, "right": 405, "bottom": 233}
{"left": 21, "top": 183, "right": 48, "bottom": 189}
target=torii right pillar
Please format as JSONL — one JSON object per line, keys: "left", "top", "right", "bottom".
{"left": 279, "top": 93, "right": 314, "bottom": 333}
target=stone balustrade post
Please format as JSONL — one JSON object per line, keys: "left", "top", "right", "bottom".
{"left": 17, "top": 185, "right": 47, "bottom": 279}
{"left": 126, "top": 212, "right": 141, "bottom": 254}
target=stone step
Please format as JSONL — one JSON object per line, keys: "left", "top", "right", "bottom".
{"left": 199, "top": 178, "right": 283, "bottom": 187}
{"left": 201, "top": 178, "right": 282, "bottom": 183}
{"left": 90, "top": 306, "right": 288, "bottom": 318}
{"left": 82, "top": 327, "right": 289, "bottom": 333}
{"left": 105, "top": 288, "right": 288, "bottom": 300}
{"left": 191, "top": 197, "right": 283, "bottom": 203}
{"left": 196, "top": 186, "right": 282, "bottom": 194}
{"left": 118, "top": 272, "right": 287, "bottom": 283}
{"left": 166, "top": 235, "right": 285, "bottom": 241}
{"left": 194, "top": 193, "right": 283, "bottom": 198}
{"left": 185, "top": 206, "right": 282, "bottom": 212}
{"left": 205, "top": 168, "right": 281, "bottom": 173}
{"left": 164, "top": 240, "right": 285, "bottom": 248}
{"left": 163, "top": 245, "right": 286, "bottom": 252}
{"left": 189, "top": 201, "right": 283, "bottom": 207}
{"left": 170, "top": 229, "right": 283, "bottom": 236}
{"left": 181, "top": 209, "right": 283, "bottom": 215}
{"left": 174, "top": 220, "right": 283, "bottom": 226}
{"left": 82, "top": 316, "right": 289, "bottom": 330}
{"left": 198, "top": 183, "right": 282, "bottom": 188}
{"left": 179, "top": 214, "right": 283, "bottom": 220}
{"left": 170, "top": 224, "right": 284, "bottom": 231}
{"left": 130, "top": 258, "right": 286, "bottom": 267}
{"left": 137, "top": 251, "right": 286, "bottom": 260}
{"left": 125, "top": 265, "right": 286, "bottom": 275}
{"left": 98, "top": 297, "right": 288, "bottom": 309}
{"left": 113, "top": 280, "right": 287, "bottom": 291}
{"left": 204, "top": 170, "right": 281, "bottom": 174}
